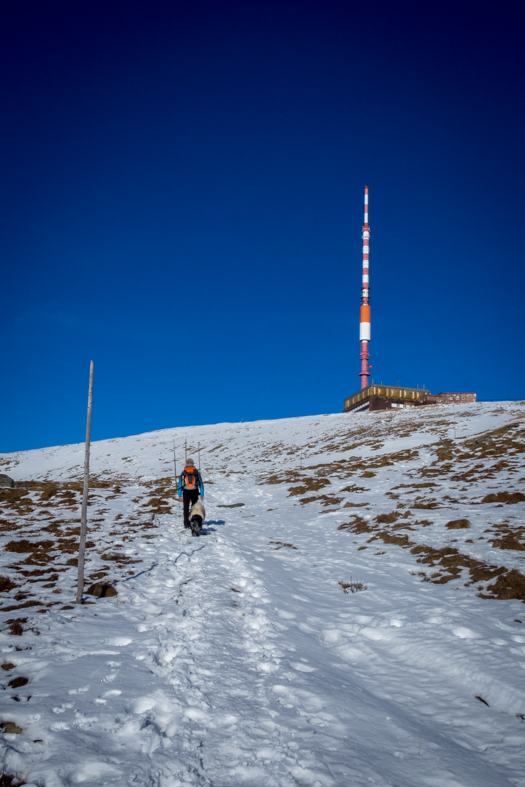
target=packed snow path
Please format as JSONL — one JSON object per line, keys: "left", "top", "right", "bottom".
{"left": 1, "top": 402, "right": 525, "bottom": 786}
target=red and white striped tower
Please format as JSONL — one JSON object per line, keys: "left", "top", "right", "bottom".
{"left": 359, "top": 186, "right": 371, "bottom": 388}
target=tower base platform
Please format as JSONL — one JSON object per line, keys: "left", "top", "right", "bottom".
{"left": 343, "top": 384, "right": 476, "bottom": 413}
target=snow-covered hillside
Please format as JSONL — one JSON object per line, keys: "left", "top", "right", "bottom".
{"left": 1, "top": 401, "right": 525, "bottom": 787}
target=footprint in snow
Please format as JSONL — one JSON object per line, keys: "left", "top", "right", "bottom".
{"left": 290, "top": 662, "right": 316, "bottom": 672}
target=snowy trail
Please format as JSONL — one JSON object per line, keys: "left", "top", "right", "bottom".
{"left": 9, "top": 508, "right": 521, "bottom": 787}
{"left": 1, "top": 402, "right": 525, "bottom": 785}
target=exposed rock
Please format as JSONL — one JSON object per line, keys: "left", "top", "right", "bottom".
{"left": 1, "top": 663, "right": 15, "bottom": 671}
{"left": 86, "top": 583, "right": 117, "bottom": 598}
{"left": 446, "top": 519, "right": 472, "bottom": 529}
{"left": 0, "top": 721, "right": 23, "bottom": 734}
{"left": 7, "top": 677, "right": 28, "bottom": 689}
{"left": 0, "top": 474, "right": 14, "bottom": 488}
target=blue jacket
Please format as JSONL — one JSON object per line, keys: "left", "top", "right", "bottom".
{"left": 177, "top": 467, "right": 204, "bottom": 497}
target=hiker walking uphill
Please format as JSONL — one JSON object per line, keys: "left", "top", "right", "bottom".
{"left": 177, "top": 459, "right": 204, "bottom": 529}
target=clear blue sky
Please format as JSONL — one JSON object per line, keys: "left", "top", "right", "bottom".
{"left": 1, "top": 0, "right": 524, "bottom": 453}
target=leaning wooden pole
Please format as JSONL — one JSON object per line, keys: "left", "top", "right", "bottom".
{"left": 76, "top": 361, "right": 94, "bottom": 604}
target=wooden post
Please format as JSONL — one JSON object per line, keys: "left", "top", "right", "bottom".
{"left": 76, "top": 361, "right": 94, "bottom": 605}
{"left": 173, "top": 442, "right": 180, "bottom": 505}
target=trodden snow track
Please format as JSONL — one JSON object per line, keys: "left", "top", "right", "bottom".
{"left": 1, "top": 402, "right": 525, "bottom": 785}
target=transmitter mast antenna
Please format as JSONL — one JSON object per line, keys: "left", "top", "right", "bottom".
{"left": 359, "top": 186, "right": 371, "bottom": 388}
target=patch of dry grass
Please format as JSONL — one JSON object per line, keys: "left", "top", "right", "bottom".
{"left": 142, "top": 496, "right": 172, "bottom": 514}
{"left": 4, "top": 618, "right": 26, "bottom": 635}
{"left": 5, "top": 539, "right": 54, "bottom": 554}
{"left": 288, "top": 478, "right": 330, "bottom": 496}
{"left": 412, "top": 498, "right": 441, "bottom": 510}
{"left": 337, "top": 515, "right": 372, "bottom": 535}
{"left": 336, "top": 499, "right": 525, "bottom": 602}
{"left": 269, "top": 541, "right": 297, "bottom": 550}
{"left": 0, "top": 576, "right": 17, "bottom": 592}
{"left": 375, "top": 512, "right": 401, "bottom": 524}
{"left": 479, "top": 569, "right": 525, "bottom": 602}
{"left": 299, "top": 494, "right": 343, "bottom": 507}
{"left": 392, "top": 482, "right": 438, "bottom": 490}
{"left": 482, "top": 491, "right": 525, "bottom": 504}
{"left": 487, "top": 521, "right": 525, "bottom": 551}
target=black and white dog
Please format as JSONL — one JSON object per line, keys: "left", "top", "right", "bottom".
{"left": 189, "top": 500, "right": 205, "bottom": 537}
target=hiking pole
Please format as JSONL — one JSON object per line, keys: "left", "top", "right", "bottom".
{"left": 198, "top": 442, "right": 201, "bottom": 471}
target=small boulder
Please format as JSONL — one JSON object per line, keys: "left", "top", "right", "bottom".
{"left": 1, "top": 663, "right": 15, "bottom": 672}
{"left": 446, "top": 519, "right": 471, "bottom": 529}
{"left": 86, "top": 583, "right": 117, "bottom": 598}
{"left": 0, "top": 720, "right": 23, "bottom": 734}
{"left": 7, "top": 677, "right": 28, "bottom": 689}
{"left": 0, "top": 474, "right": 14, "bottom": 489}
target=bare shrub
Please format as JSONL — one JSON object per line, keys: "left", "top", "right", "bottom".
{"left": 339, "top": 578, "right": 367, "bottom": 594}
